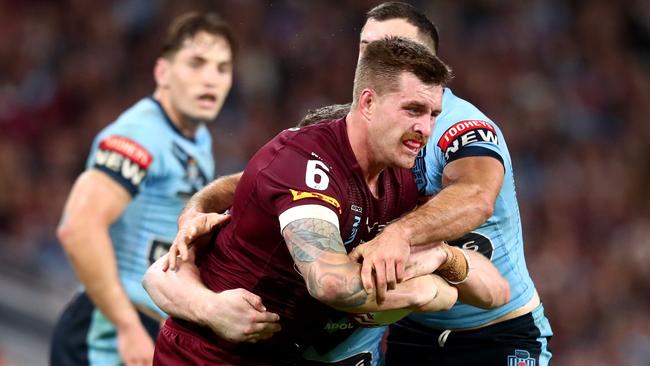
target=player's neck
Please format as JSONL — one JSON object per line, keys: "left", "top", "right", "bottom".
{"left": 346, "top": 112, "right": 385, "bottom": 196}
{"left": 154, "top": 91, "right": 201, "bottom": 139}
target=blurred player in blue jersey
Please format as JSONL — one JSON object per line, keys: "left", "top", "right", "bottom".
{"left": 50, "top": 12, "right": 279, "bottom": 366}
{"left": 145, "top": 4, "right": 547, "bottom": 366}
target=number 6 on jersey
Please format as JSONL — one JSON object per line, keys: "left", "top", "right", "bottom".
{"left": 305, "top": 160, "right": 330, "bottom": 190}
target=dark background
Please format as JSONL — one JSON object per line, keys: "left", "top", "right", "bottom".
{"left": 0, "top": 0, "right": 648, "bottom": 364}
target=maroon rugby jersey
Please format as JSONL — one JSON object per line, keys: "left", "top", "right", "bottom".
{"left": 170, "top": 117, "right": 418, "bottom": 364}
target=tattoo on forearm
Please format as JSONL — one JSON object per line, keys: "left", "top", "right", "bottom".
{"left": 284, "top": 219, "right": 368, "bottom": 308}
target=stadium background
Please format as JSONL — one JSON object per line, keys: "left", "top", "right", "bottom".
{"left": 0, "top": 0, "right": 648, "bottom": 364}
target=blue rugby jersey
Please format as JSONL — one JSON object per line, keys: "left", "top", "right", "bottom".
{"left": 86, "top": 97, "right": 214, "bottom": 317}
{"left": 410, "top": 87, "right": 537, "bottom": 329}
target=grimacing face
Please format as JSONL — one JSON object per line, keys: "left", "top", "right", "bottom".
{"left": 158, "top": 31, "right": 233, "bottom": 124}
{"left": 367, "top": 72, "right": 443, "bottom": 169}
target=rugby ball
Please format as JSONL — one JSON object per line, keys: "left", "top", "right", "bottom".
{"left": 351, "top": 308, "right": 412, "bottom": 327}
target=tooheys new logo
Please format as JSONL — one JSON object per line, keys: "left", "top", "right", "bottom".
{"left": 96, "top": 135, "right": 152, "bottom": 188}
{"left": 437, "top": 120, "right": 498, "bottom": 160}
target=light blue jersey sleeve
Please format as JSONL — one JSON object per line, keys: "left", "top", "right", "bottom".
{"left": 410, "top": 88, "right": 537, "bottom": 329}
{"left": 87, "top": 101, "right": 165, "bottom": 196}
{"left": 413, "top": 88, "right": 507, "bottom": 197}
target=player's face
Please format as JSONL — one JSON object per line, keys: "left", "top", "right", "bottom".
{"left": 160, "top": 31, "right": 233, "bottom": 123}
{"left": 359, "top": 18, "right": 425, "bottom": 56}
{"left": 368, "top": 72, "right": 442, "bottom": 169}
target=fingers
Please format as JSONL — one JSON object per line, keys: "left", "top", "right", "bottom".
{"left": 161, "top": 253, "right": 171, "bottom": 272}
{"left": 166, "top": 244, "right": 179, "bottom": 271}
{"left": 168, "top": 213, "right": 230, "bottom": 271}
{"left": 360, "top": 260, "right": 374, "bottom": 293}
{"left": 375, "top": 261, "right": 387, "bottom": 304}
{"left": 242, "top": 291, "right": 267, "bottom": 312}
{"left": 385, "top": 259, "right": 397, "bottom": 290}
{"left": 348, "top": 244, "right": 365, "bottom": 262}
{"left": 395, "top": 259, "right": 405, "bottom": 284}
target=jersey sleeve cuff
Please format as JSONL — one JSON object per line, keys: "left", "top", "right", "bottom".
{"left": 91, "top": 165, "right": 139, "bottom": 197}
{"left": 278, "top": 204, "right": 340, "bottom": 233}
{"left": 447, "top": 145, "right": 504, "bottom": 168}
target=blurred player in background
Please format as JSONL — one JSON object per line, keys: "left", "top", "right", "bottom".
{"left": 157, "top": 2, "right": 552, "bottom": 366}
{"left": 149, "top": 37, "right": 459, "bottom": 366}
{"left": 49, "top": 12, "right": 277, "bottom": 366}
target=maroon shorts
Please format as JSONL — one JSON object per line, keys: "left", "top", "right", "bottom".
{"left": 154, "top": 318, "right": 299, "bottom": 366}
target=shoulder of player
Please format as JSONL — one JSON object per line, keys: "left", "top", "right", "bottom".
{"left": 89, "top": 98, "right": 172, "bottom": 172}
{"left": 438, "top": 89, "right": 497, "bottom": 131}
{"left": 100, "top": 98, "right": 172, "bottom": 152}
{"left": 253, "top": 122, "right": 346, "bottom": 178}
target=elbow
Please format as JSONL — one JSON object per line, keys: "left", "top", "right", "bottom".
{"left": 475, "top": 193, "right": 495, "bottom": 223}
{"left": 493, "top": 279, "right": 511, "bottom": 308}
{"left": 307, "top": 275, "right": 340, "bottom": 304}
{"left": 56, "top": 220, "right": 79, "bottom": 251}
{"left": 141, "top": 265, "right": 157, "bottom": 296}
{"left": 468, "top": 184, "right": 495, "bottom": 223}
{"left": 477, "top": 278, "right": 511, "bottom": 309}
{"left": 307, "top": 275, "right": 360, "bottom": 310}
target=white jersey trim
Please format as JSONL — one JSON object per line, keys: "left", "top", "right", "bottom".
{"left": 278, "top": 204, "right": 340, "bottom": 233}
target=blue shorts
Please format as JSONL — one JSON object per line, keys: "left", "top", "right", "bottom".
{"left": 50, "top": 291, "right": 160, "bottom": 366}
{"left": 386, "top": 305, "right": 553, "bottom": 366}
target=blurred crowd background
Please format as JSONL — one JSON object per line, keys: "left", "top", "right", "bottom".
{"left": 0, "top": 0, "right": 648, "bottom": 364}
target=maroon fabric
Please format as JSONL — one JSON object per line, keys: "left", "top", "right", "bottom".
{"left": 157, "top": 118, "right": 419, "bottom": 364}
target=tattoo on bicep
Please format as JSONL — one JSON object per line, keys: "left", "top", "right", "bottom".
{"left": 283, "top": 219, "right": 346, "bottom": 264}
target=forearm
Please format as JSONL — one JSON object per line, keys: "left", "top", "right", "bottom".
{"left": 60, "top": 228, "right": 139, "bottom": 329}
{"left": 456, "top": 250, "right": 510, "bottom": 309}
{"left": 393, "top": 182, "right": 494, "bottom": 246}
{"left": 143, "top": 254, "right": 215, "bottom": 323}
{"left": 282, "top": 218, "right": 433, "bottom": 313}
{"left": 417, "top": 274, "right": 458, "bottom": 312}
{"left": 304, "top": 257, "right": 435, "bottom": 313}
{"left": 185, "top": 172, "right": 242, "bottom": 213}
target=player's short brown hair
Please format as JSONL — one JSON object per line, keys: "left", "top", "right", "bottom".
{"left": 366, "top": 2, "right": 439, "bottom": 53}
{"left": 352, "top": 37, "right": 452, "bottom": 105}
{"left": 161, "top": 12, "right": 237, "bottom": 59}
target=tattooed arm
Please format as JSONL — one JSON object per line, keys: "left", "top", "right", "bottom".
{"left": 282, "top": 218, "right": 455, "bottom": 313}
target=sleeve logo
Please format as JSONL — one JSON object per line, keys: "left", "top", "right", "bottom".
{"left": 94, "top": 135, "right": 153, "bottom": 193}
{"left": 437, "top": 120, "right": 498, "bottom": 160}
{"left": 290, "top": 189, "right": 341, "bottom": 213}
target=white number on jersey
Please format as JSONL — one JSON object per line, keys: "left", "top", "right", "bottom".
{"left": 305, "top": 160, "right": 330, "bottom": 190}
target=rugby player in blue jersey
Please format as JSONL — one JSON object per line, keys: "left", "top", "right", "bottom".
{"left": 50, "top": 12, "right": 279, "bottom": 366}
{"left": 147, "top": 2, "right": 551, "bottom": 366}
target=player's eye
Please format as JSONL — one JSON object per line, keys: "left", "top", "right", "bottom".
{"left": 188, "top": 57, "right": 205, "bottom": 69}
{"left": 218, "top": 62, "right": 233, "bottom": 74}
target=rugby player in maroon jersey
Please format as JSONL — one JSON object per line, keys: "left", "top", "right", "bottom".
{"left": 148, "top": 37, "right": 459, "bottom": 365}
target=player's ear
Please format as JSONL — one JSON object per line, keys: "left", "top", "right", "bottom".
{"left": 154, "top": 58, "right": 171, "bottom": 88}
{"left": 358, "top": 88, "right": 375, "bottom": 121}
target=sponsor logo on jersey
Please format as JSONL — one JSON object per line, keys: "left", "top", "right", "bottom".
{"left": 344, "top": 215, "right": 362, "bottom": 245}
{"left": 290, "top": 189, "right": 341, "bottom": 213}
{"left": 171, "top": 142, "right": 209, "bottom": 199}
{"left": 99, "top": 135, "right": 153, "bottom": 167}
{"left": 447, "top": 231, "right": 494, "bottom": 260}
{"left": 94, "top": 135, "right": 153, "bottom": 191}
{"left": 323, "top": 319, "right": 357, "bottom": 332}
{"left": 148, "top": 238, "right": 172, "bottom": 265}
{"left": 507, "top": 349, "right": 535, "bottom": 366}
{"left": 437, "top": 120, "right": 498, "bottom": 160}
{"left": 412, "top": 146, "right": 428, "bottom": 194}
